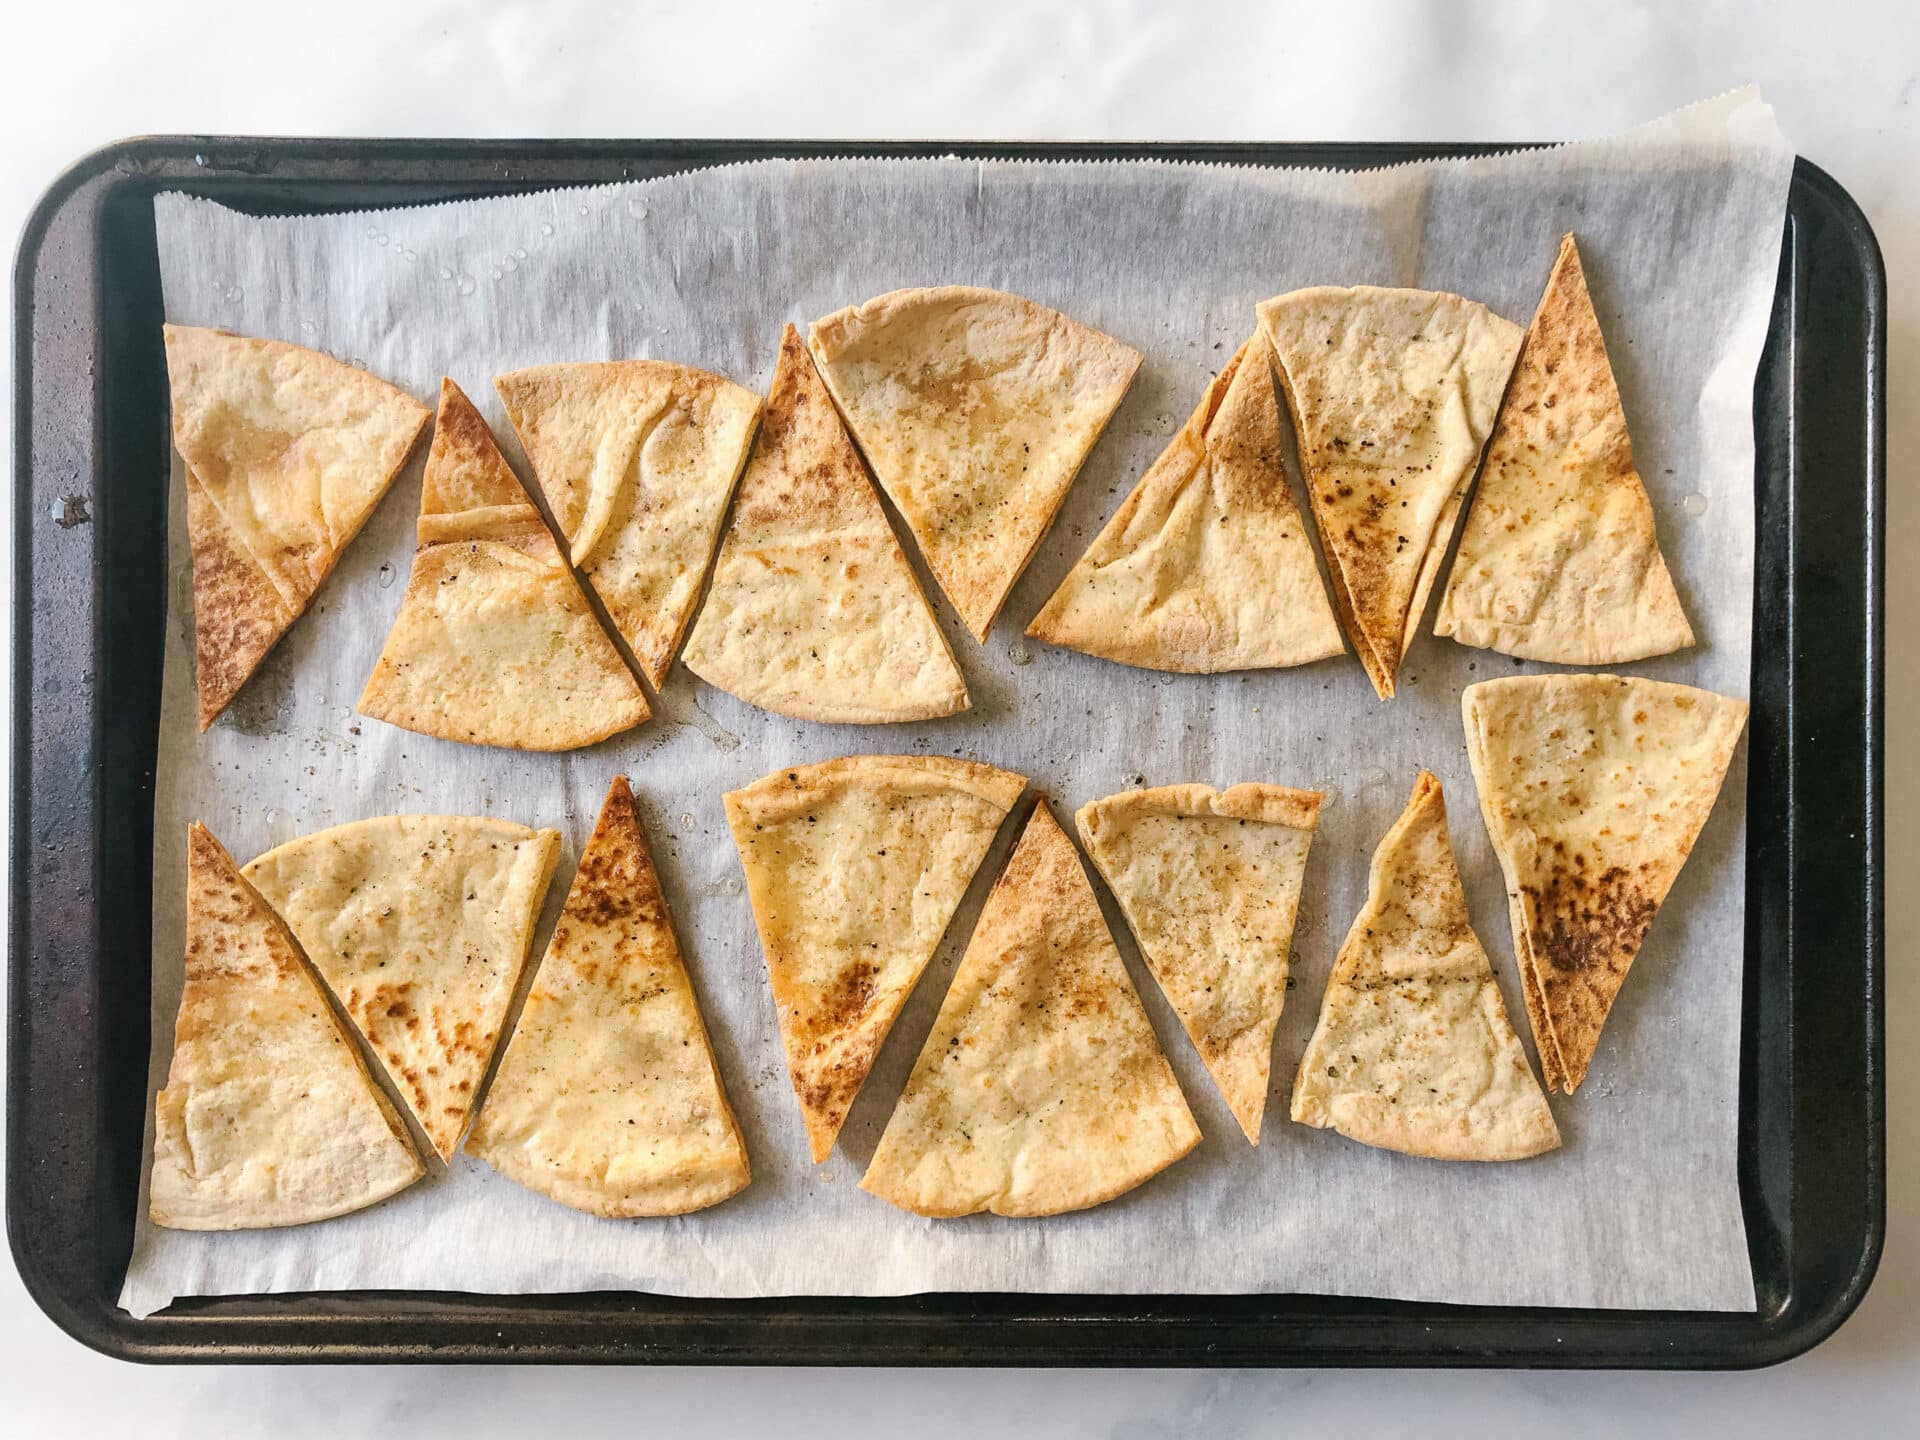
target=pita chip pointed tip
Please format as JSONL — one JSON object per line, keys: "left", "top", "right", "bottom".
{"left": 1435, "top": 233, "right": 1696, "bottom": 665}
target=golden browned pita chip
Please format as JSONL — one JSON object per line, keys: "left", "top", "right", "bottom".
{"left": 150, "top": 824, "right": 425, "bottom": 1229}
{"left": 1028, "top": 340, "right": 1343, "bottom": 671}
{"left": 467, "top": 777, "right": 750, "bottom": 1216}
{"left": 165, "top": 325, "right": 431, "bottom": 728}
{"left": 1077, "top": 781, "right": 1321, "bottom": 1143}
{"left": 808, "top": 286, "right": 1142, "bottom": 641}
{"left": 1462, "top": 674, "right": 1748, "bottom": 1093}
{"left": 1291, "top": 773, "right": 1560, "bottom": 1160}
{"left": 243, "top": 815, "right": 561, "bottom": 1160}
{"left": 724, "top": 756, "right": 1025, "bottom": 1161}
{"left": 494, "top": 359, "right": 761, "bottom": 686}
{"left": 861, "top": 802, "right": 1200, "bottom": 1216}
{"left": 1257, "top": 288, "right": 1522, "bottom": 698}
{"left": 1435, "top": 236, "right": 1695, "bottom": 662}
{"left": 357, "top": 379, "right": 650, "bottom": 750}
{"left": 682, "top": 326, "right": 967, "bottom": 722}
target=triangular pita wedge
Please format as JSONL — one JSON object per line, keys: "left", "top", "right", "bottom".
{"left": 150, "top": 824, "right": 425, "bottom": 1229}
{"left": 725, "top": 755, "right": 1025, "bottom": 1161}
{"left": 165, "top": 325, "right": 431, "bottom": 728}
{"left": 808, "top": 286, "right": 1142, "bottom": 640}
{"left": 468, "top": 777, "right": 750, "bottom": 1216}
{"left": 1028, "top": 340, "right": 1343, "bottom": 671}
{"left": 494, "top": 359, "right": 762, "bottom": 686}
{"left": 683, "top": 325, "right": 968, "bottom": 722}
{"left": 243, "top": 815, "right": 562, "bottom": 1159}
{"left": 1462, "top": 675, "right": 1748, "bottom": 1093}
{"left": 1436, "top": 235, "right": 1695, "bottom": 662}
{"left": 862, "top": 802, "right": 1201, "bottom": 1216}
{"left": 1257, "top": 288, "right": 1523, "bottom": 698}
{"left": 358, "top": 379, "right": 651, "bottom": 750}
{"left": 1290, "top": 774, "right": 1560, "bottom": 1160}
{"left": 1077, "top": 781, "right": 1321, "bottom": 1143}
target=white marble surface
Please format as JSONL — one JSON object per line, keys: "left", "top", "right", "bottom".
{"left": 0, "top": 2, "right": 1912, "bottom": 1434}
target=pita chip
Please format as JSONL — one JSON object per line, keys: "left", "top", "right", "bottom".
{"left": 1436, "top": 236, "right": 1694, "bottom": 663}
{"left": 243, "top": 814, "right": 562, "bottom": 1160}
{"left": 1291, "top": 773, "right": 1559, "bottom": 1161}
{"left": 862, "top": 802, "right": 1201, "bottom": 1216}
{"left": 165, "top": 325, "right": 431, "bottom": 728}
{"left": 683, "top": 325, "right": 968, "bottom": 722}
{"left": 150, "top": 824, "right": 424, "bottom": 1229}
{"left": 1462, "top": 674, "right": 1748, "bottom": 1093}
{"left": 468, "top": 777, "right": 750, "bottom": 1216}
{"left": 1028, "top": 340, "right": 1343, "bottom": 671}
{"left": 357, "top": 379, "right": 650, "bottom": 750}
{"left": 725, "top": 755, "right": 1025, "bottom": 1162}
{"left": 494, "top": 359, "right": 762, "bottom": 686}
{"left": 1078, "top": 781, "right": 1321, "bottom": 1143}
{"left": 1257, "top": 287, "right": 1522, "bottom": 698}
{"left": 808, "top": 286, "right": 1142, "bottom": 641}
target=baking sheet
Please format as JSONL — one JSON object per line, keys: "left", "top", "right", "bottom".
{"left": 119, "top": 89, "right": 1793, "bottom": 1319}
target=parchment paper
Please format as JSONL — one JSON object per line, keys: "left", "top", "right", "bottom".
{"left": 120, "top": 90, "right": 1792, "bottom": 1318}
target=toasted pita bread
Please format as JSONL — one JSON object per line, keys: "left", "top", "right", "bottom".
{"left": 150, "top": 824, "right": 425, "bottom": 1229}
{"left": 467, "top": 778, "right": 749, "bottom": 1216}
{"left": 1028, "top": 340, "right": 1343, "bottom": 671}
{"left": 1077, "top": 781, "right": 1321, "bottom": 1143}
{"left": 1257, "top": 288, "right": 1522, "bottom": 698}
{"left": 165, "top": 325, "right": 431, "bottom": 728}
{"left": 808, "top": 286, "right": 1142, "bottom": 641}
{"left": 862, "top": 802, "right": 1200, "bottom": 1216}
{"left": 683, "top": 326, "right": 967, "bottom": 722}
{"left": 1291, "top": 774, "right": 1560, "bottom": 1160}
{"left": 243, "top": 815, "right": 561, "bottom": 1159}
{"left": 1436, "top": 236, "right": 1695, "bottom": 662}
{"left": 1462, "top": 675, "right": 1748, "bottom": 1093}
{"left": 494, "top": 360, "right": 761, "bottom": 686}
{"left": 725, "top": 756, "right": 1025, "bottom": 1161}
{"left": 357, "top": 379, "right": 650, "bottom": 750}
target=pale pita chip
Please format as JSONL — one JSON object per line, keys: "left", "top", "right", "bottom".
{"left": 683, "top": 325, "right": 968, "bottom": 722}
{"left": 862, "top": 801, "right": 1201, "bottom": 1216}
{"left": 165, "top": 325, "right": 431, "bottom": 728}
{"left": 243, "top": 815, "right": 562, "bottom": 1160}
{"left": 358, "top": 379, "right": 651, "bottom": 750}
{"left": 1028, "top": 339, "right": 1343, "bottom": 671}
{"left": 1436, "top": 235, "right": 1695, "bottom": 662}
{"left": 1077, "top": 781, "right": 1321, "bottom": 1143}
{"left": 468, "top": 777, "right": 750, "bottom": 1216}
{"left": 724, "top": 755, "right": 1025, "bottom": 1162}
{"left": 1257, "top": 288, "right": 1522, "bottom": 698}
{"left": 1462, "top": 674, "right": 1748, "bottom": 1093}
{"left": 494, "top": 360, "right": 762, "bottom": 686}
{"left": 150, "top": 824, "right": 424, "bottom": 1229}
{"left": 808, "top": 286, "right": 1142, "bottom": 641}
{"left": 1291, "top": 773, "right": 1560, "bottom": 1160}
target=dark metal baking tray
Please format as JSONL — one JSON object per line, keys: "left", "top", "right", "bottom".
{"left": 8, "top": 138, "right": 1884, "bottom": 1367}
